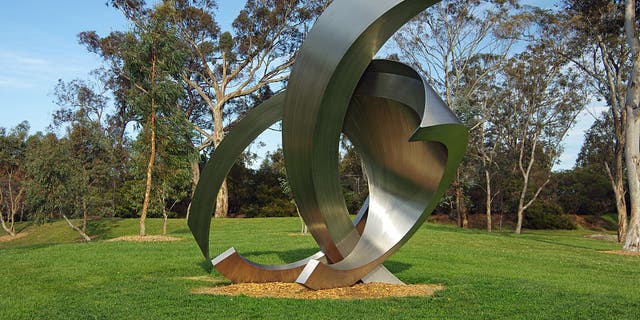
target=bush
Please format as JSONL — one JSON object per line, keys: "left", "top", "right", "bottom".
{"left": 524, "top": 201, "right": 576, "bottom": 230}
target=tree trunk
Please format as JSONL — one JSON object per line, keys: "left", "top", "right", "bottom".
{"left": 485, "top": 169, "right": 492, "bottom": 233}
{"left": 454, "top": 169, "right": 468, "bottom": 228}
{"left": 295, "top": 203, "right": 307, "bottom": 234}
{"left": 212, "top": 103, "right": 229, "bottom": 218}
{"left": 0, "top": 212, "right": 15, "bottom": 237}
{"left": 140, "top": 51, "right": 157, "bottom": 237}
{"left": 214, "top": 181, "right": 229, "bottom": 218}
{"left": 6, "top": 175, "right": 18, "bottom": 236}
{"left": 606, "top": 162, "right": 628, "bottom": 242}
{"left": 62, "top": 214, "right": 91, "bottom": 241}
{"left": 162, "top": 203, "right": 168, "bottom": 236}
{"left": 82, "top": 197, "right": 88, "bottom": 234}
{"left": 515, "top": 173, "right": 529, "bottom": 234}
{"left": 614, "top": 181, "right": 628, "bottom": 243}
{"left": 624, "top": 113, "right": 640, "bottom": 251}
{"left": 1, "top": 190, "right": 14, "bottom": 235}
{"left": 623, "top": 0, "right": 640, "bottom": 252}
{"left": 186, "top": 156, "right": 200, "bottom": 220}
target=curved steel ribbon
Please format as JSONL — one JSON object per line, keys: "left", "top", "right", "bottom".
{"left": 188, "top": 0, "right": 468, "bottom": 290}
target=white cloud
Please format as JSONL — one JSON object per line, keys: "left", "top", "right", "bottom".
{"left": 15, "top": 56, "right": 48, "bottom": 66}
{"left": 0, "top": 76, "right": 35, "bottom": 89}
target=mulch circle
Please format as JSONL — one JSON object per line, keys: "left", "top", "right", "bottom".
{"left": 584, "top": 234, "right": 618, "bottom": 242}
{"left": 192, "top": 282, "right": 444, "bottom": 300}
{"left": 106, "top": 235, "right": 182, "bottom": 242}
{"left": 0, "top": 232, "right": 29, "bottom": 242}
{"left": 601, "top": 250, "right": 640, "bottom": 256}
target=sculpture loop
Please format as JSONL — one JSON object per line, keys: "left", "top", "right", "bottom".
{"left": 188, "top": 0, "right": 468, "bottom": 290}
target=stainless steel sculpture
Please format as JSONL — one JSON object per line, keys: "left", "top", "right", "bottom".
{"left": 188, "top": 0, "right": 468, "bottom": 290}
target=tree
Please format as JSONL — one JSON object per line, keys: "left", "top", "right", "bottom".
{"left": 0, "top": 122, "right": 29, "bottom": 236}
{"left": 153, "top": 112, "right": 195, "bottom": 235}
{"left": 498, "top": 44, "right": 586, "bottom": 234}
{"left": 53, "top": 77, "right": 117, "bottom": 233}
{"left": 339, "top": 144, "right": 368, "bottom": 216}
{"left": 163, "top": 0, "right": 327, "bottom": 218}
{"left": 461, "top": 54, "right": 510, "bottom": 232}
{"left": 622, "top": 0, "right": 640, "bottom": 251}
{"left": 117, "top": 7, "right": 188, "bottom": 236}
{"left": 24, "top": 133, "right": 91, "bottom": 241}
{"left": 559, "top": 0, "right": 638, "bottom": 242}
{"left": 393, "top": 0, "right": 525, "bottom": 228}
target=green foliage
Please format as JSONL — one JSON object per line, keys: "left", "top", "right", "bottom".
{"left": 0, "top": 122, "right": 29, "bottom": 226}
{"left": 23, "top": 133, "right": 74, "bottom": 223}
{"left": 339, "top": 145, "right": 368, "bottom": 214}
{"left": 524, "top": 201, "right": 576, "bottom": 230}
{"left": 0, "top": 218, "right": 638, "bottom": 319}
{"left": 550, "top": 167, "right": 615, "bottom": 215}
{"left": 227, "top": 149, "right": 297, "bottom": 218}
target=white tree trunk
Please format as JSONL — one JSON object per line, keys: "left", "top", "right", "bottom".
{"left": 623, "top": 0, "right": 640, "bottom": 251}
{"left": 63, "top": 214, "right": 91, "bottom": 242}
{"left": 485, "top": 169, "right": 492, "bottom": 233}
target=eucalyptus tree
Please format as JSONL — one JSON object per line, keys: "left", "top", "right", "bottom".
{"left": 80, "top": 2, "right": 190, "bottom": 235}
{"left": 168, "top": 0, "right": 328, "bottom": 217}
{"left": 53, "top": 76, "right": 117, "bottom": 227}
{"left": 393, "top": 0, "right": 526, "bottom": 228}
{"left": 0, "top": 122, "right": 29, "bottom": 237}
{"left": 622, "top": 0, "right": 640, "bottom": 251}
{"left": 24, "top": 133, "right": 91, "bottom": 241}
{"left": 94, "top": 0, "right": 328, "bottom": 218}
{"left": 120, "top": 10, "right": 190, "bottom": 236}
{"left": 558, "top": 0, "right": 637, "bottom": 242}
{"left": 462, "top": 54, "right": 509, "bottom": 232}
{"left": 498, "top": 44, "right": 587, "bottom": 234}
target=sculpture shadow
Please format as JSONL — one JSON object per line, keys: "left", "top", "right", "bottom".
{"left": 381, "top": 260, "right": 413, "bottom": 274}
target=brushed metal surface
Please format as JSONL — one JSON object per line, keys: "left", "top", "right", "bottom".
{"left": 282, "top": 0, "right": 440, "bottom": 264}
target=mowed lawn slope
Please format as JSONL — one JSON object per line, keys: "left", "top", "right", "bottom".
{"left": 0, "top": 218, "right": 638, "bottom": 319}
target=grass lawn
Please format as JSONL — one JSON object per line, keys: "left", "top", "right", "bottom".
{"left": 0, "top": 218, "right": 638, "bottom": 319}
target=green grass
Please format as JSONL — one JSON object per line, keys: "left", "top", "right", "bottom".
{"left": 0, "top": 218, "right": 638, "bottom": 319}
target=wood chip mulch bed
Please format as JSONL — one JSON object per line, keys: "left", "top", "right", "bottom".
{"left": 106, "top": 235, "right": 182, "bottom": 242}
{"left": 584, "top": 234, "right": 618, "bottom": 242}
{"left": 601, "top": 250, "right": 640, "bottom": 256}
{"left": 0, "top": 232, "right": 29, "bottom": 242}
{"left": 192, "top": 282, "right": 444, "bottom": 300}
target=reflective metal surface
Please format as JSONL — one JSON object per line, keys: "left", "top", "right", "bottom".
{"left": 188, "top": 0, "right": 468, "bottom": 289}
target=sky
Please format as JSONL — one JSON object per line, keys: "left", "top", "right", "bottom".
{"left": 0, "top": 0, "right": 598, "bottom": 170}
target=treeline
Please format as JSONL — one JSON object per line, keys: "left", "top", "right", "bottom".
{"left": 1, "top": 1, "right": 639, "bottom": 249}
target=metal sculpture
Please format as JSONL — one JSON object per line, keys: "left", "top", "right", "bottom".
{"left": 188, "top": 0, "right": 468, "bottom": 290}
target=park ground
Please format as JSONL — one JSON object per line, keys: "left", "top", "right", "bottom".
{"left": 0, "top": 217, "right": 638, "bottom": 319}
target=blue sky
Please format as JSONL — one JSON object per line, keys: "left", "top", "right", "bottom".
{"left": 0, "top": 1, "right": 243, "bottom": 131}
{"left": 0, "top": 0, "right": 595, "bottom": 170}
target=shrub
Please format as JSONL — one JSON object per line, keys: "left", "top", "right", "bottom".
{"left": 524, "top": 201, "right": 576, "bottom": 230}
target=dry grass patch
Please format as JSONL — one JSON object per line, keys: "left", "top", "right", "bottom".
{"left": 0, "top": 232, "right": 29, "bottom": 243}
{"left": 584, "top": 234, "right": 618, "bottom": 242}
{"left": 192, "top": 282, "right": 444, "bottom": 300}
{"left": 106, "top": 235, "right": 182, "bottom": 242}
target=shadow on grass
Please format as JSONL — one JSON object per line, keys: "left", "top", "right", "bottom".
{"left": 500, "top": 231, "right": 613, "bottom": 251}
{"left": 86, "top": 219, "right": 122, "bottom": 240}
{"left": 382, "top": 260, "right": 412, "bottom": 274}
